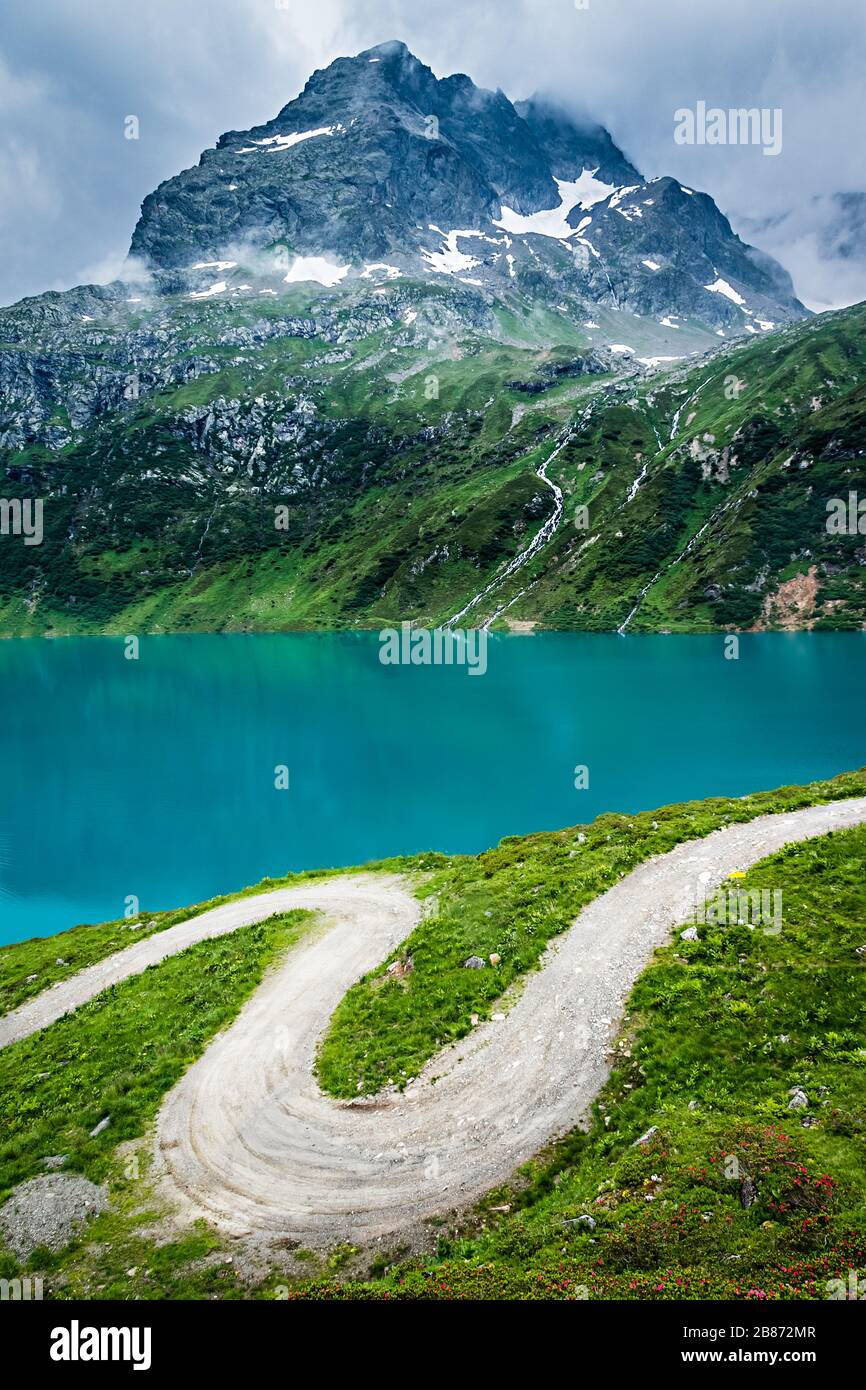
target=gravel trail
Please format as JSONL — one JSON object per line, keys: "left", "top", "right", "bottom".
{"left": 4, "top": 801, "right": 864, "bottom": 1246}
{"left": 0, "top": 875, "right": 419, "bottom": 1050}
{"left": 152, "top": 797, "right": 866, "bottom": 1246}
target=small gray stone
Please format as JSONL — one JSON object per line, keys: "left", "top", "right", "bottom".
{"left": 89, "top": 1116, "right": 111, "bottom": 1137}
{"left": 787, "top": 1087, "right": 808, "bottom": 1110}
{"left": 740, "top": 1177, "right": 758, "bottom": 1208}
{"left": 680, "top": 926, "right": 699, "bottom": 942}
{"left": 633, "top": 1125, "right": 659, "bottom": 1147}
{"left": 463, "top": 956, "right": 485, "bottom": 970}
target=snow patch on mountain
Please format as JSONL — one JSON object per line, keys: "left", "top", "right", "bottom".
{"left": 360, "top": 263, "right": 401, "bottom": 280}
{"left": 494, "top": 171, "right": 616, "bottom": 240}
{"left": 237, "top": 127, "right": 335, "bottom": 154}
{"left": 423, "top": 227, "right": 490, "bottom": 275}
{"left": 705, "top": 277, "right": 746, "bottom": 306}
{"left": 189, "top": 280, "right": 227, "bottom": 299}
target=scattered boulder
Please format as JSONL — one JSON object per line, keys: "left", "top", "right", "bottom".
{"left": 563, "top": 1214, "right": 596, "bottom": 1230}
{"left": 89, "top": 1116, "right": 111, "bottom": 1138}
{"left": 464, "top": 956, "right": 485, "bottom": 970}
{"left": 680, "top": 926, "right": 699, "bottom": 942}
{"left": 633, "top": 1125, "right": 659, "bottom": 1147}
{"left": 787, "top": 1087, "right": 808, "bottom": 1110}
{"left": 740, "top": 1177, "right": 758, "bottom": 1208}
{"left": 386, "top": 955, "right": 414, "bottom": 979}
{"left": 41, "top": 1155, "right": 68, "bottom": 1171}
{"left": 0, "top": 1174, "right": 107, "bottom": 1259}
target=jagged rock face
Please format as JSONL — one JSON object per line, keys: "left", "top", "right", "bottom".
{"left": 130, "top": 39, "right": 548, "bottom": 269}
{"left": 131, "top": 40, "right": 638, "bottom": 269}
{"left": 567, "top": 177, "right": 803, "bottom": 325}
{"left": 127, "top": 39, "right": 804, "bottom": 333}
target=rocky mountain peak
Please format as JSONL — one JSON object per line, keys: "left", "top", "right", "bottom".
{"left": 127, "top": 40, "right": 806, "bottom": 340}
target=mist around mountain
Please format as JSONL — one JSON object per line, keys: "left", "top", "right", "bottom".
{"left": 126, "top": 40, "right": 805, "bottom": 338}
{"left": 1, "top": 41, "right": 863, "bottom": 638}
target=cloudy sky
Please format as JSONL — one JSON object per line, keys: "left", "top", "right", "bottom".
{"left": 1, "top": 0, "right": 864, "bottom": 309}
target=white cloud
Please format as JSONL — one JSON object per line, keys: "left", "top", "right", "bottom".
{"left": 0, "top": 0, "right": 863, "bottom": 308}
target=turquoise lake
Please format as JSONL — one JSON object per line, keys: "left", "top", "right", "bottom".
{"left": 0, "top": 631, "right": 864, "bottom": 945}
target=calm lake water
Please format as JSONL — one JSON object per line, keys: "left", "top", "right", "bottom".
{"left": 0, "top": 632, "right": 864, "bottom": 945}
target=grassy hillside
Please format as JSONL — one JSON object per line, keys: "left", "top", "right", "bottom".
{"left": 303, "top": 820, "right": 866, "bottom": 1300}
{"left": 1, "top": 283, "right": 864, "bottom": 636}
{"left": 512, "top": 302, "right": 866, "bottom": 632}
{"left": 316, "top": 767, "right": 866, "bottom": 1095}
{"left": 0, "top": 767, "right": 863, "bottom": 1300}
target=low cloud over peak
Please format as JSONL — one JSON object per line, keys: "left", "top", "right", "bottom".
{"left": 1, "top": 0, "right": 863, "bottom": 310}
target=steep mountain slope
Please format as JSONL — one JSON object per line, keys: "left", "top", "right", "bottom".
{"left": 2, "top": 40, "right": 853, "bottom": 638}
{"left": 475, "top": 302, "right": 866, "bottom": 632}
{"left": 0, "top": 285, "right": 863, "bottom": 636}
{"left": 128, "top": 40, "right": 804, "bottom": 335}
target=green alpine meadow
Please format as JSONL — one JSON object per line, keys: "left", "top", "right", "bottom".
{"left": 1, "top": 772, "right": 865, "bottom": 1301}
{"left": 2, "top": 283, "right": 864, "bottom": 637}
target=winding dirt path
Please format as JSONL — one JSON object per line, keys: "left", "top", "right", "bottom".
{"left": 5, "top": 800, "right": 865, "bottom": 1248}
{"left": 156, "top": 797, "right": 866, "bottom": 1246}
{"left": 0, "top": 875, "right": 420, "bottom": 1051}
